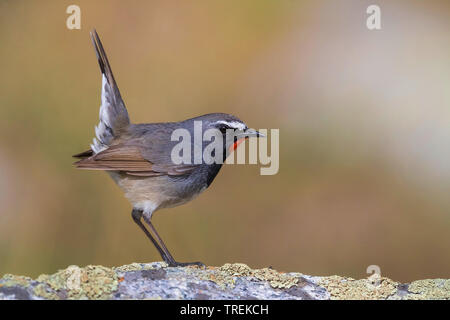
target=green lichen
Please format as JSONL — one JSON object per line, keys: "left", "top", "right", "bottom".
{"left": 113, "top": 262, "right": 166, "bottom": 273}
{"left": 252, "top": 267, "right": 299, "bottom": 289}
{"left": 219, "top": 263, "right": 253, "bottom": 277}
{"left": 406, "top": 279, "right": 450, "bottom": 300}
{"left": 32, "top": 283, "right": 61, "bottom": 300}
{"left": 208, "top": 263, "right": 252, "bottom": 289}
{"left": 0, "top": 274, "right": 32, "bottom": 288}
{"left": 113, "top": 263, "right": 145, "bottom": 273}
{"left": 318, "top": 274, "right": 398, "bottom": 300}
{"left": 35, "top": 265, "right": 119, "bottom": 300}
{"left": 198, "top": 263, "right": 298, "bottom": 290}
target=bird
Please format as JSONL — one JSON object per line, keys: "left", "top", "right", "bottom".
{"left": 73, "top": 30, "right": 264, "bottom": 267}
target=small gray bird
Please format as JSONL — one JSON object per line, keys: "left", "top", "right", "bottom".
{"left": 73, "top": 30, "right": 263, "bottom": 267}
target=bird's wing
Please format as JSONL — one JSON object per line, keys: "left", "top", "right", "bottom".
{"left": 73, "top": 143, "right": 197, "bottom": 177}
{"left": 89, "top": 29, "right": 130, "bottom": 154}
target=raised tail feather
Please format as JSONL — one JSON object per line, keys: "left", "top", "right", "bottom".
{"left": 89, "top": 29, "right": 130, "bottom": 154}
{"left": 72, "top": 29, "right": 130, "bottom": 159}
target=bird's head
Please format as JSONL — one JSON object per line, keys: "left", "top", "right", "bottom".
{"left": 189, "top": 113, "right": 264, "bottom": 160}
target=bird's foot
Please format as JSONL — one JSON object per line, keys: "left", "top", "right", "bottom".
{"left": 168, "top": 261, "right": 206, "bottom": 269}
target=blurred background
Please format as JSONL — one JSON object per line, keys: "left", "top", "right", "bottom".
{"left": 0, "top": 0, "right": 449, "bottom": 282}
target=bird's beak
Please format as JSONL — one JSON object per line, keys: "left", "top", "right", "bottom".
{"left": 238, "top": 128, "right": 265, "bottom": 139}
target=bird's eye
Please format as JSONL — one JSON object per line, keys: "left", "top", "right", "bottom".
{"left": 218, "top": 125, "right": 228, "bottom": 134}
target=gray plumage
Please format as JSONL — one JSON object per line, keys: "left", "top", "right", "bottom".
{"left": 73, "top": 30, "right": 262, "bottom": 267}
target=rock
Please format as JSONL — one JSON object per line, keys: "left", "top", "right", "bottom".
{"left": 0, "top": 262, "right": 448, "bottom": 300}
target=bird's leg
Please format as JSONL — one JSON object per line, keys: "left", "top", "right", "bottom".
{"left": 131, "top": 208, "right": 173, "bottom": 265}
{"left": 142, "top": 214, "right": 205, "bottom": 268}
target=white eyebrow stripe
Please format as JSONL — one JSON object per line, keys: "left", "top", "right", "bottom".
{"left": 213, "top": 120, "right": 247, "bottom": 130}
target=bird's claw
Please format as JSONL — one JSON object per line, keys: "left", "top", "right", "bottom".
{"left": 168, "top": 261, "right": 206, "bottom": 269}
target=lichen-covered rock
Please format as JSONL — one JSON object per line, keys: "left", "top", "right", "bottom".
{"left": 406, "top": 279, "right": 450, "bottom": 300}
{"left": 317, "top": 274, "right": 398, "bottom": 300}
{"left": 0, "top": 262, "right": 448, "bottom": 300}
{"left": 34, "top": 265, "right": 119, "bottom": 299}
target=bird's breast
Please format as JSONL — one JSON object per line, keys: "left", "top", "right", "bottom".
{"left": 108, "top": 172, "right": 208, "bottom": 214}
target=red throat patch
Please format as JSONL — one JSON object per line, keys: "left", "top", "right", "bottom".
{"left": 229, "top": 138, "right": 246, "bottom": 153}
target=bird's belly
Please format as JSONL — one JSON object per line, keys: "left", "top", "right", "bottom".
{"left": 108, "top": 172, "right": 206, "bottom": 213}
